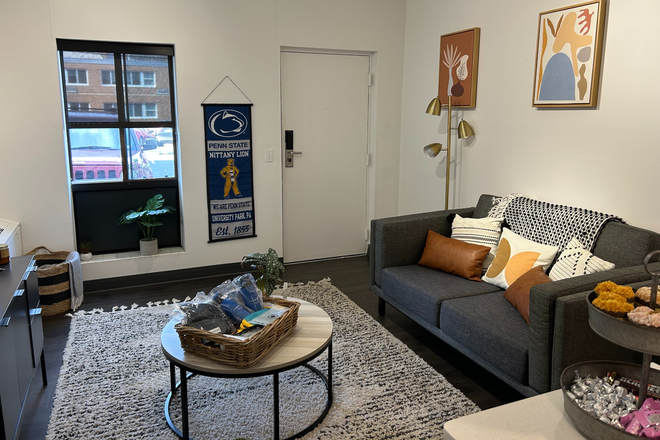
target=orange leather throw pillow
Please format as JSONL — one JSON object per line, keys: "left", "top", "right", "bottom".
{"left": 418, "top": 230, "right": 490, "bottom": 281}
{"left": 503, "top": 266, "right": 552, "bottom": 324}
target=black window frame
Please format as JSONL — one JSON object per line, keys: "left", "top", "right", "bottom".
{"left": 57, "top": 39, "right": 181, "bottom": 254}
{"left": 58, "top": 39, "right": 178, "bottom": 187}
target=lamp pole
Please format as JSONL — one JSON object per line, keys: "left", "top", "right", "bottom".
{"left": 444, "top": 95, "right": 452, "bottom": 211}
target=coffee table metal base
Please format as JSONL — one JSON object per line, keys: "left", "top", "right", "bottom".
{"left": 164, "top": 340, "right": 333, "bottom": 440}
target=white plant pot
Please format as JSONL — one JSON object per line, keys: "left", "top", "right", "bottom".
{"left": 140, "top": 238, "right": 158, "bottom": 256}
{"left": 80, "top": 252, "right": 92, "bottom": 261}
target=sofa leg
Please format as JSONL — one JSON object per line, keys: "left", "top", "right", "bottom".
{"left": 378, "top": 297, "right": 386, "bottom": 316}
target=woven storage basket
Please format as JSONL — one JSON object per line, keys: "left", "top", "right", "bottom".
{"left": 26, "top": 246, "right": 73, "bottom": 317}
{"left": 175, "top": 297, "right": 300, "bottom": 368}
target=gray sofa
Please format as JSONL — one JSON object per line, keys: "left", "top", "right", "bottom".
{"left": 369, "top": 194, "right": 660, "bottom": 397}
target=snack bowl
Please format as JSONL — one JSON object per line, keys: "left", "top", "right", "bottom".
{"left": 587, "top": 291, "right": 660, "bottom": 356}
{"left": 561, "top": 361, "right": 660, "bottom": 440}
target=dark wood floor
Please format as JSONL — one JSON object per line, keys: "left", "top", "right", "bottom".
{"left": 19, "top": 255, "right": 523, "bottom": 440}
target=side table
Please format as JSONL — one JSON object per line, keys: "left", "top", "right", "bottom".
{"left": 443, "top": 390, "right": 587, "bottom": 440}
{"left": 161, "top": 298, "right": 333, "bottom": 440}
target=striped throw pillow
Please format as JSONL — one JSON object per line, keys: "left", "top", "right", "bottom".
{"left": 549, "top": 237, "right": 615, "bottom": 281}
{"left": 451, "top": 215, "right": 504, "bottom": 270}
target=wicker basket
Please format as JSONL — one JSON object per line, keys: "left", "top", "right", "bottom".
{"left": 175, "top": 297, "right": 300, "bottom": 368}
{"left": 26, "top": 246, "right": 73, "bottom": 317}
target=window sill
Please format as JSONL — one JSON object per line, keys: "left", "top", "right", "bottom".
{"left": 81, "top": 246, "right": 184, "bottom": 263}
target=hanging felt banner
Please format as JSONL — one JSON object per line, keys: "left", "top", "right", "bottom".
{"left": 203, "top": 104, "right": 256, "bottom": 242}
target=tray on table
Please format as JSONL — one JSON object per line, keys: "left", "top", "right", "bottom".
{"left": 175, "top": 297, "right": 300, "bottom": 368}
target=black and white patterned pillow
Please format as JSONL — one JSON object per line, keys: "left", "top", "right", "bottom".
{"left": 549, "top": 237, "right": 615, "bottom": 281}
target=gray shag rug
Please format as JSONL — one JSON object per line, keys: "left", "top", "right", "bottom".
{"left": 46, "top": 279, "right": 479, "bottom": 439}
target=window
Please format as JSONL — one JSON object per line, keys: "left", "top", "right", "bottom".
{"left": 126, "top": 71, "right": 155, "bottom": 87}
{"left": 103, "top": 103, "right": 117, "bottom": 113}
{"left": 58, "top": 40, "right": 177, "bottom": 183}
{"left": 65, "top": 69, "right": 88, "bottom": 85}
{"left": 129, "top": 103, "right": 157, "bottom": 119}
{"left": 68, "top": 102, "right": 89, "bottom": 111}
{"left": 57, "top": 39, "right": 180, "bottom": 255}
{"left": 101, "top": 70, "right": 115, "bottom": 85}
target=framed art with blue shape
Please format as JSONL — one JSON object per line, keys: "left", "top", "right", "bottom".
{"left": 532, "top": 0, "right": 607, "bottom": 108}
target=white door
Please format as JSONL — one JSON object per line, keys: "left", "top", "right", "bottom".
{"left": 281, "top": 51, "right": 370, "bottom": 263}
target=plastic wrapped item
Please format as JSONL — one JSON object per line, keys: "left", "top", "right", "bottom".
{"left": 209, "top": 277, "right": 261, "bottom": 323}
{"left": 619, "top": 398, "right": 660, "bottom": 435}
{"left": 233, "top": 273, "right": 264, "bottom": 312}
{"left": 219, "top": 297, "right": 252, "bottom": 323}
{"left": 170, "top": 292, "right": 236, "bottom": 334}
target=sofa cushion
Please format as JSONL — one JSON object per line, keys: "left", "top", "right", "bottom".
{"left": 381, "top": 265, "right": 502, "bottom": 327}
{"left": 593, "top": 221, "right": 660, "bottom": 267}
{"left": 441, "top": 292, "right": 530, "bottom": 385}
{"left": 418, "top": 230, "right": 490, "bottom": 281}
{"left": 549, "top": 237, "right": 615, "bottom": 281}
{"left": 504, "top": 266, "right": 552, "bottom": 324}
{"left": 483, "top": 228, "right": 558, "bottom": 289}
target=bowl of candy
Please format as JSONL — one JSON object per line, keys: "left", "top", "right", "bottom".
{"left": 562, "top": 361, "right": 660, "bottom": 439}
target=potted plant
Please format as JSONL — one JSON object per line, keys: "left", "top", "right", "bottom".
{"left": 117, "top": 194, "right": 176, "bottom": 256}
{"left": 241, "top": 248, "right": 285, "bottom": 297}
{"left": 78, "top": 241, "right": 93, "bottom": 261}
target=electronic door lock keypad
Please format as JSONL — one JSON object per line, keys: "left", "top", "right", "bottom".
{"left": 284, "top": 130, "right": 302, "bottom": 167}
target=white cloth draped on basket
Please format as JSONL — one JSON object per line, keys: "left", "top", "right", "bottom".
{"left": 65, "top": 251, "right": 84, "bottom": 311}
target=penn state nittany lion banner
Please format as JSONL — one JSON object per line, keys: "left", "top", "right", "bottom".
{"left": 203, "top": 104, "right": 256, "bottom": 242}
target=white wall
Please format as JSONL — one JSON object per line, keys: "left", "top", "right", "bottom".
{"left": 0, "top": 0, "right": 405, "bottom": 281}
{"left": 400, "top": 0, "right": 660, "bottom": 234}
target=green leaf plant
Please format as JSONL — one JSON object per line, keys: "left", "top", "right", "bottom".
{"left": 241, "top": 248, "right": 285, "bottom": 297}
{"left": 78, "top": 241, "right": 93, "bottom": 254}
{"left": 117, "top": 194, "right": 176, "bottom": 241}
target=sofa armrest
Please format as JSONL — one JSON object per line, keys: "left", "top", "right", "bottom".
{"left": 369, "top": 207, "right": 475, "bottom": 288}
{"left": 550, "top": 290, "right": 643, "bottom": 390}
{"left": 527, "top": 261, "right": 660, "bottom": 393}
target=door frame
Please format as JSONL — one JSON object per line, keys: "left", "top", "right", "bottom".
{"left": 280, "top": 47, "right": 376, "bottom": 261}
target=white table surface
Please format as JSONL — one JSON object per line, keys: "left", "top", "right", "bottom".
{"left": 444, "top": 389, "right": 587, "bottom": 440}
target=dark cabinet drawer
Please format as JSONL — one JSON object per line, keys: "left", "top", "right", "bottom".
{"left": 0, "top": 319, "right": 20, "bottom": 440}
{"left": 11, "top": 290, "right": 32, "bottom": 404}
{"left": 29, "top": 308, "right": 44, "bottom": 368}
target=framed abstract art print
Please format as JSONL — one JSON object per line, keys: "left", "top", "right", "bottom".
{"left": 532, "top": 0, "right": 607, "bottom": 108}
{"left": 438, "top": 27, "right": 480, "bottom": 108}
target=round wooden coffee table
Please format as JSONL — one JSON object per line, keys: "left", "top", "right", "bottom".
{"left": 161, "top": 298, "right": 333, "bottom": 440}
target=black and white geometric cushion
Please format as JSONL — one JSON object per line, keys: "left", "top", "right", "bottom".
{"left": 549, "top": 237, "right": 615, "bottom": 281}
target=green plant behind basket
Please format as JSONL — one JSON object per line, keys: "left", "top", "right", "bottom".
{"left": 241, "top": 248, "right": 285, "bottom": 297}
{"left": 78, "top": 241, "right": 92, "bottom": 254}
{"left": 117, "top": 194, "right": 176, "bottom": 241}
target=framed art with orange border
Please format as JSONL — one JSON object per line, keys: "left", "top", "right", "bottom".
{"left": 438, "top": 27, "right": 480, "bottom": 108}
{"left": 532, "top": 0, "right": 607, "bottom": 108}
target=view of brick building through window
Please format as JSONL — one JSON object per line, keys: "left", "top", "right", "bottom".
{"left": 63, "top": 52, "right": 171, "bottom": 122}
{"left": 61, "top": 50, "right": 176, "bottom": 182}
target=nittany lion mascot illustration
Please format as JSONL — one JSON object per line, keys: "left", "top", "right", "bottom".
{"left": 220, "top": 158, "right": 241, "bottom": 198}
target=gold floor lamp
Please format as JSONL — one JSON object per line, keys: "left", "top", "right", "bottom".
{"left": 423, "top": 95, "right": 474, "bottom": 210}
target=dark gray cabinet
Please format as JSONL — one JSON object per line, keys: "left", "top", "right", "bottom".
{"left": 0, "top": 256, "right": 46, "bottom": 440}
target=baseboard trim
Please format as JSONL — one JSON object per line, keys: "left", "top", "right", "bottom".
{"left": 83, "top": 260, "right": 262, "bottom": 293}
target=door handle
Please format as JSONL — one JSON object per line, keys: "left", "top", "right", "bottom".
{"left": 284, "top": 130, "right": 302, "bottom": 167}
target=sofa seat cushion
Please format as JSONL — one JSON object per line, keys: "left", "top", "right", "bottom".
{"left": 440, "top": 292, "right": 530, "bottom": 385}
{"left": 381, "top": 265, "right": 502, "bottom": 328}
